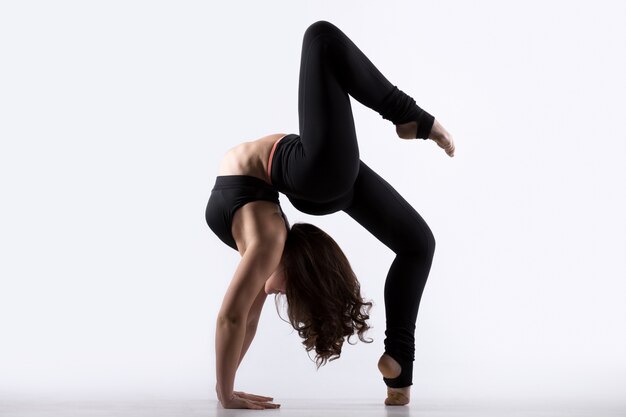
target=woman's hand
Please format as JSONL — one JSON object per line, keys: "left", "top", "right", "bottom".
{"left": 219, "top": 390, "right": 281, "bottom": 410}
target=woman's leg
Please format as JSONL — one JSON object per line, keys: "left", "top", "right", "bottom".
{"left": 344, "top": 160, "right": 436, "bottom": 389}
{"left": 291, "top": 20, "right": 434, "bottom": 203}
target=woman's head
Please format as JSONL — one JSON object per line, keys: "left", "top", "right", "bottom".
{"left": 275, "top": 222, "right": 373, "bottom": 368}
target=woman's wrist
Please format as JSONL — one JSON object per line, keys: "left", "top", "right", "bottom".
{"left": 216, "top": 384, "right": 234, "bottom": 404}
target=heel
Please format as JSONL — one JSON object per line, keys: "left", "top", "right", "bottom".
{"left": 379, "top": 86, "right": 435, "bottom": 139}
{"left": 396, "top": 108, "right": 435, "bottom": 140}
{"left": 378, "top": 353, "right": 401, "bottom": 379}
{"left": 381, "top": 353, "right": 414, "bottom": 388}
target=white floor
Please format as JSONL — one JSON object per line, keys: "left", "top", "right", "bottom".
{"left": 1, "top": 399, "right": 624, "bottom": 417}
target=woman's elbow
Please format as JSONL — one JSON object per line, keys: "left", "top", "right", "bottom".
{"left": 217, "top": 314, "right": 246, "bottom": 327}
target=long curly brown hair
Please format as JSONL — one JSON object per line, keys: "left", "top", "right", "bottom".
{"left": 274, "top": 223, "right": 374, "bottom": 369}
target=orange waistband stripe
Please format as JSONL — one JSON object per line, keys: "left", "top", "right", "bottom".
{"left": 267, "top": 134, "right": 288, "bottom": 185}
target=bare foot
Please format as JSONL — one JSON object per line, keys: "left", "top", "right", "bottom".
{"left": 385, "top": 386, "right": 410, "bottom": 406}
{"left": 429, "top": 119, "right": 455, "bottom": 157}
{"left": 378, "top": 353, "right": 410, "bottom": 406}
{"left": 395, "top": 119, "right": 455, "bottom": 157}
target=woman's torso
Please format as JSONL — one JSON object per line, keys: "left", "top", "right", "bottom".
{"left": 206, "top": 133, "right": 289, "bottom": 252}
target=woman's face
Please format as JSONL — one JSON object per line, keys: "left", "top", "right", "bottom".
{"left": 264, "top": 266, "right": 286, "bottom": 295}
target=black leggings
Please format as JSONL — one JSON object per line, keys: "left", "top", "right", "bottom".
{"left": 286, "top": 21, "right": 437, "bottom": 388}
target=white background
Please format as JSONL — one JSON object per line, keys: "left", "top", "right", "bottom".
{"left": 1, "top": 0, "right": 624, "bottom": 406}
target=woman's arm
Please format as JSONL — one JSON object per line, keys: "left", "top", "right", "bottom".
{"left": 215, "top": 242, "right": 282, "bottom": 405}
{"left": 238, "top": 287, "right": 268, "bottom": 368}
{"left": 213, "top": 273, "right": 268, "bottom": 401}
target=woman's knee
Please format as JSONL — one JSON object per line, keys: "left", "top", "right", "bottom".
{"left": 397, "top": 220, "right": 436, "bottom": 260}
{"left": 424, "top": 226, "right": 436, "bottom": 258}
{"left": 304, "top": 20, "right": 341, "bottom": 42}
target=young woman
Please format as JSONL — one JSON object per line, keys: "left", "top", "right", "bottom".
{"left": 205, "top": 20, "right": 455, "bottom": 410}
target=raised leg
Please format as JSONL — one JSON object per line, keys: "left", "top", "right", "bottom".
{"left": 290, "top": 20, "right": 435, "bottom": 202}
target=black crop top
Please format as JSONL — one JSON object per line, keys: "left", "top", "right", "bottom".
{"left": 205, "top": 175, "right": 288, "bottom": 251}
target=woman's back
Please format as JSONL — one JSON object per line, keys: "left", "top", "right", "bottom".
{"left": 217, "top": 133, "right": 287, "bottom": 182}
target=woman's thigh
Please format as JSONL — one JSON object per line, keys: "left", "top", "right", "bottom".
{"left": 295, "top": 21, "right": 360, "bottom": 198}
{"left": 344, "top": 160, "right": 435, "bottom": 256}
{"left": 294, "top": 21, "right": 400, "bottom": 201}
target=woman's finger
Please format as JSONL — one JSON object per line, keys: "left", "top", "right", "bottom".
{"left": 221, "top": 396, "right": 264, "bottom": 410}
{"left": 236, "top": 391, "right": 266, "bottom": 400}
{"left": 246, "top": 401, "right": 264, "bottom": 410}
{"left": 257, "top": 400, "right": 281, "bottom": 409}
{"left": 235, "top": 391, "right": 274, "bottom": 401}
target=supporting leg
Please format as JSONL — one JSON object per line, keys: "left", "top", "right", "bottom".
{"left": 344, "top": 161, "right": 435, "bottom": 392}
